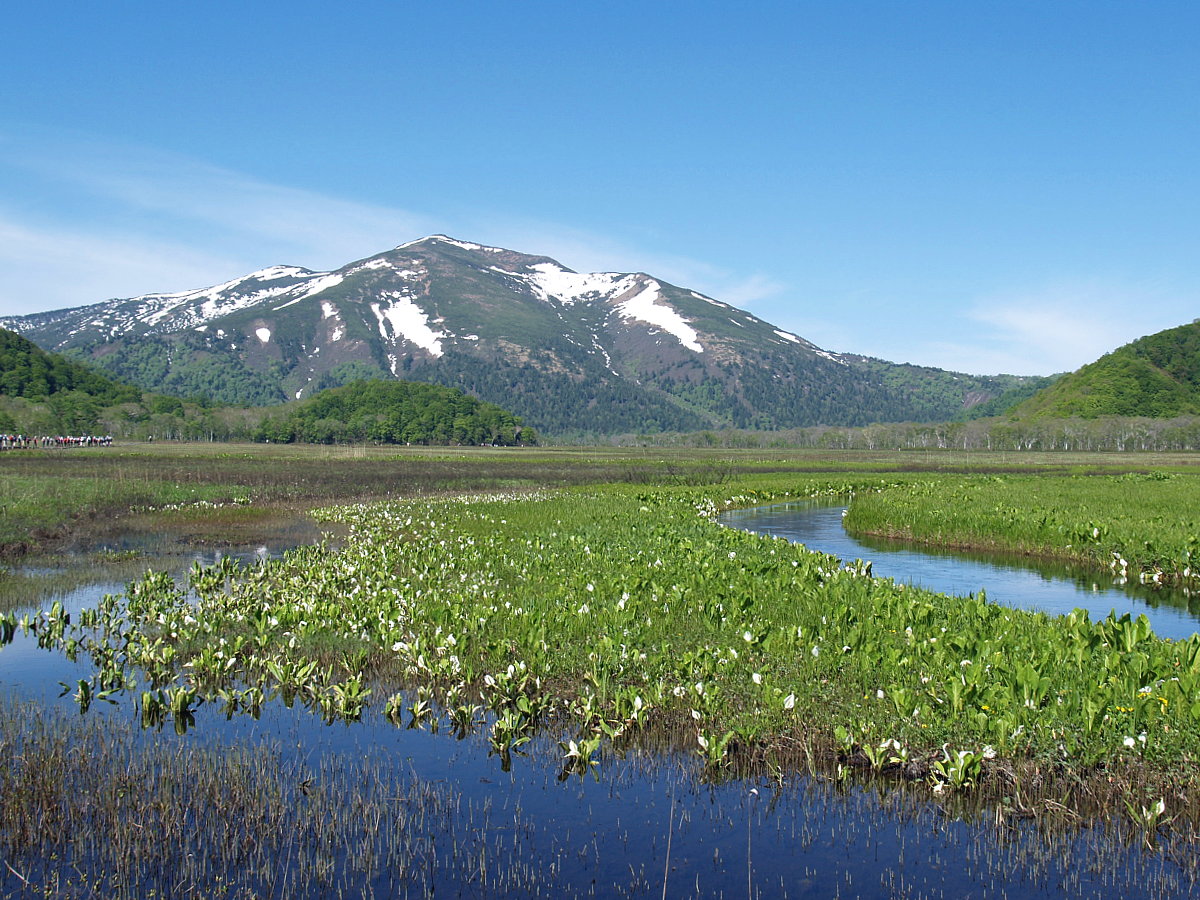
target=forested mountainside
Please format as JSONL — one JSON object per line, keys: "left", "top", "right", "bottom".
{"left": 0, "top": 328, "right": 530, "bottom": 445}
{"left": 1012, "top": 319, "right": 1200, "bottom": 419}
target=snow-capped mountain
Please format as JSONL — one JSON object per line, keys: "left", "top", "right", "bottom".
{"left": 0, "top": 236, "right": 1029, "bottom": 434}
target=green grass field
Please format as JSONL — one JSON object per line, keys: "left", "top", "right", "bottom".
{"left": 5, "top": 440, "right": 1196, "bottom": 557}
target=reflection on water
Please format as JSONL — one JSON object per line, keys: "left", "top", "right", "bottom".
{"left": 720, "top": 501, "right": 1200, "bottom": 640}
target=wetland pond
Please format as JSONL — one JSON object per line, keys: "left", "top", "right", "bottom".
{"left": 0, "top": 506, "right": 1197, "bottom": 897}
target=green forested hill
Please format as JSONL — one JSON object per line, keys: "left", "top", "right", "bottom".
{"left": 0, "top": 328, "right": 140, "bottom": 405}
{"left": 1013, "top": 320, "right": 1200, "bottom": 419}
{"left": 255, "top": 379, "right": 535, "bottom": 445}
{"left": 0, "top": 327, "right": 141, "bottom": 433}
{"left": 0, "top": 327, "right": 250, "bottom": 439}
{"left": 0, "top": 332, "right": 533, "bottom": 445}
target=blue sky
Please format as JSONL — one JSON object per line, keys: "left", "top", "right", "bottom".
{"left": 0, "top": 1, "right": 1196, "bottom": 375}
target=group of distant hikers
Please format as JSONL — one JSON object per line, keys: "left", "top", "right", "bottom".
{"left": 0, "top": 434, "right": 114, "bottom": 450}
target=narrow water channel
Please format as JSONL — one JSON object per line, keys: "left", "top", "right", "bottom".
{"left": 719, "top": 500, "right": 1200, "bottom": 641}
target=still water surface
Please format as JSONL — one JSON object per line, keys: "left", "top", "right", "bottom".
{"left": 0, "top": 514, "right": 1196, "bottom": 896}
{"left": 720, "top": 501, "right": 1200, "bottom": 641}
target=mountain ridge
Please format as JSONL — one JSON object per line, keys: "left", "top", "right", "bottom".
{"left": 0, "top": 235, "right": 1037, "bottom": 435}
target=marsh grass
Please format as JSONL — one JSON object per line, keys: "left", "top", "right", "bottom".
{"left": 0, "top": 556, "right": 155, "bottom": 614}
{"left": 12, "top": 447, "right": 1200, "bottom": 893}
{"left": 845, "top": 472, "right": 1200, "bottom": 586}
{"left": 4, "top": 671, "right": 1199, "bottom": 896}
{"left": 0, "top": 696, "right": 599, "bottom": 899}
{"left": 0, "top": 472, "right": 231, "bottom": 557}
{"left": 5, "top": 442, "right": 1189, "bottom": 560}
{"left": 1, "top": 442, "right": 748, "bottom": 558}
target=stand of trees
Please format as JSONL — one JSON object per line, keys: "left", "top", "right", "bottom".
{"left": 254, "top": 379, "right": 535, "bottom": 446}
{"left": 611, "top": 415, "right": 1200, "bottom": 453}
{"left": 0, "top": 329, "right": 140, "bottom": 406}
{"left": 0, "top": 328, "right": 255, "bottom": 440}
{"left": 0, "top": 331, "right": 534, "bottom": 445}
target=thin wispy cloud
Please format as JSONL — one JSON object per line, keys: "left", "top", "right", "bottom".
{"left": 964, "top": 282, "right": 1189, "bottom": 375}
{"left": 883, "top": 285, "right": 1190, "bottom": 376}
{"left": 2, "top": 137, "right": 439, "bottom": 271}
{"left": 787, "top": 282, "right": 1188, "bottom": 377}
{"left": 1, "top": 134, "right": 1186, "bottom": 384}
{"left": 0, "top": 215, "right": 243, "bottom": 314}
{"left": 0, "top": 136, "right": 783, "bottom": 318}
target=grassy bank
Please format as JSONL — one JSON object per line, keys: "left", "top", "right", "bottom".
{"left": 0, "top": 442, "right": 665, "bottom": 558}
{"left": 844, "top": 471, "right": 1200, "bottom": 586}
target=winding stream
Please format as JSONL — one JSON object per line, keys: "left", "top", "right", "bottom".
{"left": 719, "top": 500, "right": 1200, "bottom": 641}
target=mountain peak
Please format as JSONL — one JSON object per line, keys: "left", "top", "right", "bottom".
{"left": 394, "top": 235, "right": 508, "bottom": 254}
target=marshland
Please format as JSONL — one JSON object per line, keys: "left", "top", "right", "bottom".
{"left": 4, "top": 443, "right": 1200, "bottom": 897}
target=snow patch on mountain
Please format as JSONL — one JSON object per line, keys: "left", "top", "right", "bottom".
{"left": 370, "top": 292, "right": 445, "bottom": 357}
{"left": 419, "top": 235, "right": 504, "bottom": 254}
{"left": 131, "top": 266, "right": 313, "bottom": 329}
{"left": 353, "top": 258, "right": 395, "bottom": 271}
{"left": 256, "top": 327, "right": 271, "bottom": 344}
{"left": 272, "top": 273, "right": 345, "bottom": 311}
{"left": 815, "top": 347, "right": 848, "bottom": 365}
{"left": 769, "top": 328, "right": 845, "bottom": 364}
{"left": 100, "top": 265, "right": 338, "bottom": 335}
{"left": 320, "top": 301, "right": 337, "bottom": 319}
{"left": 691, "top": 290, "right": 729, "bottom": 308}
{"left": 350, "top": 258, "right": 423, "bottom": 279}
{"left": 617, "top": 282, "right": 703, "bottom": 353}
{"left": 252, "top": 265, "right": 309, "bottom": 280}
{"left": 522, "top": 263, "right": 636, "bottom": 304}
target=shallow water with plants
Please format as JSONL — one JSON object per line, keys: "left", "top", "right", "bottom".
{"left": 5, "top": 460, "right": 1200, "bottom": 896}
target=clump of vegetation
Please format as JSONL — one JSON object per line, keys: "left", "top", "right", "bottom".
{"left": 0, "top": 328, "right": 140, "bottom": 406}
{"left": 1, "top": 441, "right": 615, "bottom": 558}
{"left": 0, "top": 327, "right": 259, "bottom": 440}
{"left": 254, "top": 378, "right": 535, "bottom": 446}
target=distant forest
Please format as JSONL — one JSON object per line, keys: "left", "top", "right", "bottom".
{"left": 9, "top": 323, "right": 1200, "bottom": 451}
{"left": 614, "top": 416, "right": 1200, "bottom": 453}
{"left": 0, "top": 329, "right": 534, "bottom": 445}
